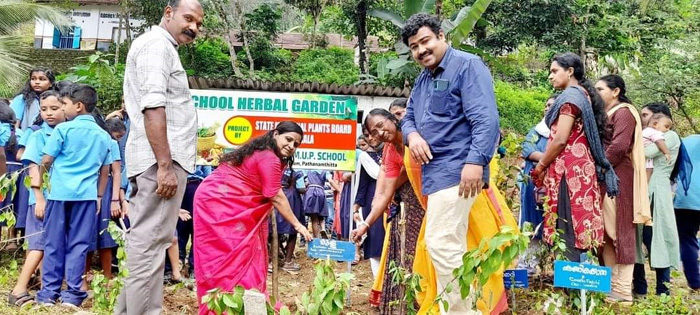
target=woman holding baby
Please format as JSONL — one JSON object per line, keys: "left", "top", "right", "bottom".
{"left": 632, "top": 102, "right": 685, "bottom": 297}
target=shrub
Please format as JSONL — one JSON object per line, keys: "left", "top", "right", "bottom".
{"left": 494, "top": 80, "right": 550, "bottom": 134}
{"left": 238, "top": 39, "right": 293, "bottom": 71}
{"left": 179, "top": 38, "right": 234, "bottom": 79}
{"left": 58, "top": 52, "right": 124, "bottom": 113}
{"left": 368, "top": 51, "right": 415, "bottom": 88}
{"left": 291, "top": 47, "right": 359, "bottom": 85}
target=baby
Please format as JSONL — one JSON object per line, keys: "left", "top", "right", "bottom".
{"left": 643, "top": 113, "right": 672, "bottom": 180}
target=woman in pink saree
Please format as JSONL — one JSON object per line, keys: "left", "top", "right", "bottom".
{"left": 193, "top": 121, "right": 313, "bottom": 314}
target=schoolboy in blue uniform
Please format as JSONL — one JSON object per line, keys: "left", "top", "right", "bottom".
{"left": 9, "top": 90, "right": 66, "bottom": 306}
{"left": 36, "top": 84, "right": 113, "bottom": 307}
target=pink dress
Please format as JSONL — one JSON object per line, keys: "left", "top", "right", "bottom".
{"left": 193, "top": 150, "right": 283, "bottom": 314}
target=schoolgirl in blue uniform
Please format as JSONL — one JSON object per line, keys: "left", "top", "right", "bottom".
{"left": 0, "top": 99, "right": 21, "bottom": 238}
{"left": 176, "top": 165, "right": 211, "bottom": 279}
{"left": 8, "top": 90, "right": 66, "bottom": 306}
{"left": 303, "top": 170, "right": 340, "bottom": 238}
{"left": 7, "top": 68, "right": 55, "bottom": 249}
{"left": 35, "top": 84, "right": 113, "bottom": 308}
{"left": 83, "top": 115, "right": 124, "bottom": 287}
{"left": 273, "top": 169, "right": 306, "bottom": 271}
{"left": 0, "top": 99, "right": 15, "bottom": 183}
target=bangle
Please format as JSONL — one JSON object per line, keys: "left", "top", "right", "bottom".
{"left": 359, "top": 221, "right": 370, "bottom": 228}
{"left": 111, "top": 199, "right": 120, "bottom": 202}
{"left": 537, "top": 161, "right": 548, "bottom": 169}
{"left": 30, "top": 185, "right": 40, "bottom": 189}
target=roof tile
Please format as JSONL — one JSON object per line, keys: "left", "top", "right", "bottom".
{"left": 188, "top": 77, "right": 410, "bottom": 98}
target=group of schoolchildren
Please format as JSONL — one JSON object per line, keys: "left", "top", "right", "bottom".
{"left": 0, "top": 68, "right": 128, "bottom": 308}
{"left": 0, "top": 68, "right": 188, "bottom": 309}
{"left": 271, "top": 168, "right": 340, "bottom": 272}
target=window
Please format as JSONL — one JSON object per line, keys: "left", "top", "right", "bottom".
{"left": 52, "top": 26, "right": 82, "bottom": 49}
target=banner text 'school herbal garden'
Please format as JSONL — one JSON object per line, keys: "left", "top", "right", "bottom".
{"left": 192, "top": 89, "right": 358, "bottom": 171}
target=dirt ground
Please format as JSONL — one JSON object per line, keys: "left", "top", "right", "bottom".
{"left": 160, "top": 245, "right": 376, "bottom": 315}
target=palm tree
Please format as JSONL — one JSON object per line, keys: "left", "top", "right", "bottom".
{"left": 0, "top": 0, "right": 72, "bottom": 97}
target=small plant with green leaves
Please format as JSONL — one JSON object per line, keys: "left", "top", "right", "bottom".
{"left": 296, "top": 258, "right": 354, "bottom": 315}
{"left": 201, "top": 287, "right": 246, "bottom": 315}
{"left": 198, "top": 126, "right": 217, "bottom": 138}
{"left": 432, "top": 225, "right": 529, "bottom": 312}
{"left": 495, "top": 132, "right": 525, "bottom": 211}
{"left": 629, "top": 270, "right": 700, "bottom": 315}
{"left": 201, "top": 286, "right": 287, "bottom": 315}
{"left": 91, "top": 220, "right": 129, "bottom": 313}
{"left": 387, "top": 259, "right": 423, "bottom": 315}
{"left": 200, "top": 258, "right": 351, "bottom": 315}
{"left": 0, "top": 166, "right": 37, "bottom": 228}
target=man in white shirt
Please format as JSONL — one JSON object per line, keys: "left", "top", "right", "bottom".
{"left": 116, "top": 1, "right": 203, "bottom": 314}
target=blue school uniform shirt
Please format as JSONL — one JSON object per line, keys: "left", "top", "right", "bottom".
{"left": 674, "top": 135, "right": 700, "bottom": 211}
{"left": 21, "top": 123, "right": 54, "bottom": 205}
{"left": 18, "top": 127, "right": 34, "bottom": 149}
{"left": 10, "top": 95, "right": 40, "bottom": 130}
{"left": 401, "top": 47, "right": 500, "bottom": 195}
{"left": 119, "top": 115, "right": 131, "bottom": 195}
{"left": 0, "top": 122, "right": 11, "bottom": 147}
{"left": 109, "top": 140, "right": 121, "bottom": 165}
{"left": 42, "top": 115, "right": 114, "bottom": 201}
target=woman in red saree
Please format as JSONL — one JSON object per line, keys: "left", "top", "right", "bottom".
{"left": 193, "top": 121, "right": 313, "bottom": 314}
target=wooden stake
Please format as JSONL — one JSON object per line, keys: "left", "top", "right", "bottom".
{"left": 270, "top": 210, "right": 279, "bottom": 302}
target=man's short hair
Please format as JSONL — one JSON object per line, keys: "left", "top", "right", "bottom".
{"left": 401, "top": 13, "right": 442, "bottom": 46}
{"left": 168, "top": 0, "right": 181, "bottom": 8}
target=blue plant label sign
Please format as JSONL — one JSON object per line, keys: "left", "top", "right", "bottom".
{"left": 503, "top": 269, "right": 529, "bottom": 289}
{"left": 307, "top": 239, "right": 356, "bottom": 262}
{"left": 553, "top": 260, "right": 612, "bottom": 293}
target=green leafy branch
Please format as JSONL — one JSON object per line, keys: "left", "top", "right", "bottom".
{"left": 201, "top": 287, "right": 249, "bottom": 315}
{"left": 387, "top": 259, "right": 423, "bottom": 315}
{"left": 91, "top": 220, "right": 129, "bottom": 313}
{"left": 296, "top": 258, "right": 354, "bottom": 315}
{"left": 0, "top": 166, "right": 40, "bottom": 229}
{"left": 432, "top": 225, "right": 529, "bottom": 312}
{"left": 200, "top": 258, "right": 352, "bottom": 315}
{"left": 495, "top": 132, "right": 524, "bottom": 211}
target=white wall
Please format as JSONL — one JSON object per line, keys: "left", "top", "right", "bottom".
{"left": 34, "top": 4, "right": 144, "bottom": 50}
{"left": 357, "top": 95, "right": 399, "bottom": 123}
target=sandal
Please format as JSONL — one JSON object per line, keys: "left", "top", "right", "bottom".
{"left": 352, "top": 254, "right": 361, "bottom": 265}
{"left": 282, "top": 262, "right": 301, "bottom": 272}
{"left": 8, "top": 291, "right": 34, "bottom": 307}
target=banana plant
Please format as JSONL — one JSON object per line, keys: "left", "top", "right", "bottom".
{"left": 369, "top": 0, "right": 494, "bottom": 86}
